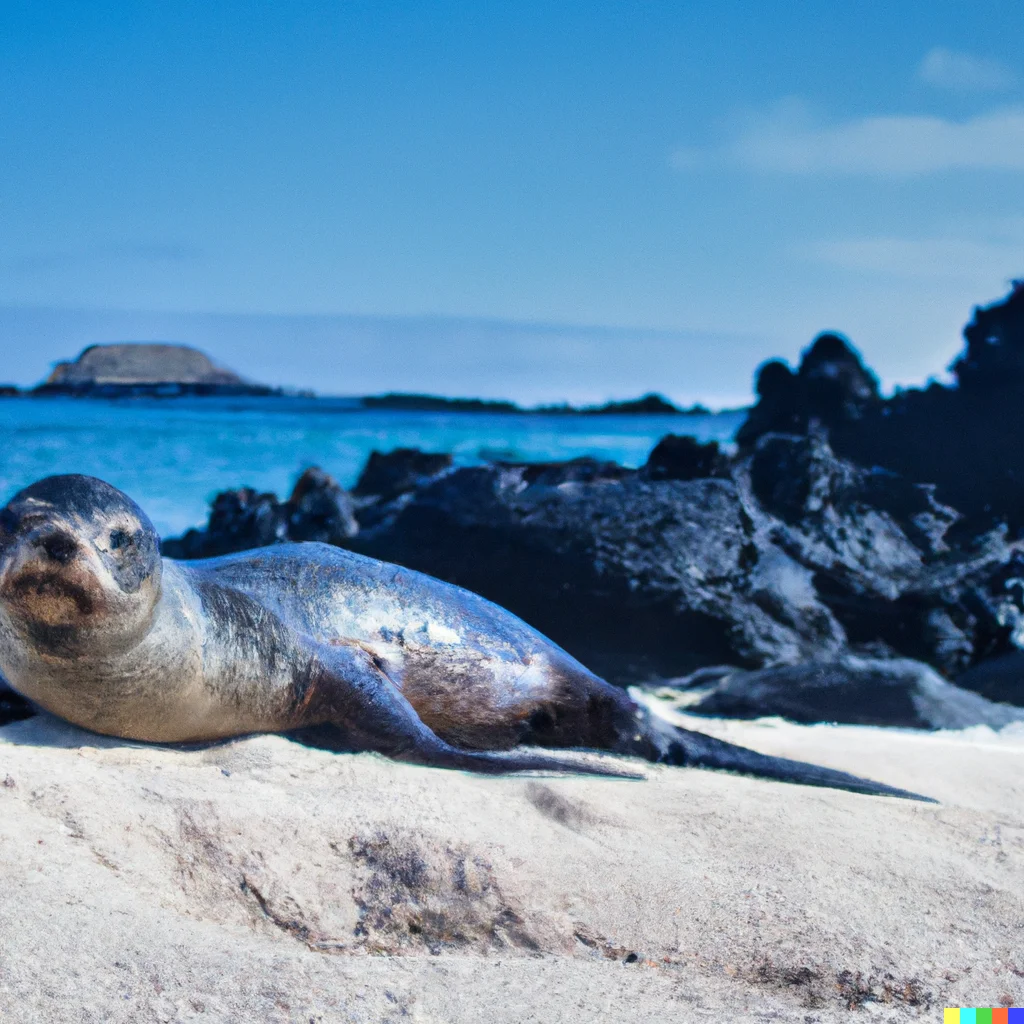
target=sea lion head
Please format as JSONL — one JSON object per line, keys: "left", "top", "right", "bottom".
{"left": 0, "top": 475, "right": 162, "bottom": 656}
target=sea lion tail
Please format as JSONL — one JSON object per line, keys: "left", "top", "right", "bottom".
{"left": 409, "top": 745, "right": 645, "bottom": 780}
{"left": 287, "top": 722, "right": 643, "bottom": 778}
{"left": 645, "top": 716, "right": 935, "bottom": 801}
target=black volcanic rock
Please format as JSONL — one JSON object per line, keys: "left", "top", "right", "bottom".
{"left": 739, "top": 431, "right": 1024, "bottom": 678}
{"left": 668, "top": 657, "right": 1024, "bottom": 729}
{"left": 514, "top": 456, "right": 631, "bottom": 487}
{"left": 161, "top": 467, "right": 357, "bottom": 559}
{"left": 641, "top": 435, "right": 725, "bottom": 482}
{"left": 163, "top": 433, "right": 1024, "bottom": 692}
{"left": 737, "top": 333, "right": 880, "bottom": 449}
{"left": 955, "top": 650, "right": 1024, "bottom": 707}
{"left": 353, "top": 448, "right": 454, "bottom": 503}
{"left": 828, "top": 286, "right": 1024, "bottom": 529}
{"left": 747, "top": 432, "right": 959, "bottom": 560}
{"left": 288, "top": 467, "right": 361, "bottom": 544}
{"left": 348, "top": 459, "right": 851, "bottom": 683}
{"left": 738, "top": 284, "right": 1024, "bottom": 532}
{"left": 741, "top": 431, "right": 953, "bottom": 607}
{"left": 162, "top": 487, "right": 284, "bottom": 558}
{"left": 953, "top": 281, "right": 1024, "bottom": 391}
{"left": 347, "top": 433, "right": 1021, "bottom": 687}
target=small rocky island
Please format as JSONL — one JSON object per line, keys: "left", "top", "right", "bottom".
{"left": 35, "top": 342, "right": 274, "bottom": 397}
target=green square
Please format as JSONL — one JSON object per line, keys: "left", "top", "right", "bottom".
{"left": 977, "top": 1010, "right": 993, "bottom": 1024}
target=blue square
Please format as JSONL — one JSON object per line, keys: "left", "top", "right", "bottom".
{"left": 1007, "top": 1008, "right": 1024, "bottom": 1023}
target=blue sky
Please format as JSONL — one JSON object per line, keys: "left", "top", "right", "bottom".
{"left": 1, "top": 0, "right": 1022, "bottom": 403}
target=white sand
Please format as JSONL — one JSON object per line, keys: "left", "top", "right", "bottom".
{"left": 0, "top": 705, "right": 1021, "bottom": 1023}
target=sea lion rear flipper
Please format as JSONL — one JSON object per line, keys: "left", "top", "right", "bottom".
{"left": 303, "top": 642, "right": 642, "bottom": 779}
{"left": 648, "top": 717, "right": 935, "bottom": 801}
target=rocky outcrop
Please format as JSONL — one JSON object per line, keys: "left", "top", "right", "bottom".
{"left": 664, "top": 657, "right": 1024, "bottom": 730}
{"left": 344, "top": 434, "right": 1024, "bottom": 694}
{"left": 353, "top": 458, "right": 842, "bottom": 682}
{"left": 36, "top": 343, "right": 274, "bottom": 397}
{"left": 954, "top": 650, "right": 1024, "bottom": 707}
{"left": 161, "top": 467, "right": 357, "bottom": 559}
{"left": 352, "top": 448, "right": 454, "bottom": 504}
{"left": 736, "top": 333, "right": 880, "bottom": 449}
{"left": 640, "top": 435, "right": 726, "bottom": 482}
{"left": 159, "top": 433, "right": 1024, "bottom": 706}
{"left": 739, "top": 283, "right": 1024, "bottom": 532}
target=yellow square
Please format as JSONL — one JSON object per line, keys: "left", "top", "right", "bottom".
{"left": 945, "top": 1010, "right": 961, "bottom": 1024}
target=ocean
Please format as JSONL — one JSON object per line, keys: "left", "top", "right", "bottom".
{"left": 0, "top": 396, "right": 746, "bottom": 537}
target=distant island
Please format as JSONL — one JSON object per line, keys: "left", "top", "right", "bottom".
{"left": 0, "top": 342, "right": 728, "bottom": 413}
{"left": 362, "top": 391, "right": 715, "bottom": 415}
{"left": 32, "top": 343, "right": 276, "bottom": 398}
{"left": 360, "top": 393, "right": 521, "bottom": 413}
{"left": 542, "top": 393, "right": 713, "bottom": 416}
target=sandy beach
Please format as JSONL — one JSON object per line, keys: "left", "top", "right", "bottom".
{"left": 0, "top": 700, "right": 1020, "bottom": 1023}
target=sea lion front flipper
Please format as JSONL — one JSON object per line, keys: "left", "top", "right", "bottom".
{"left": 298, "top": 642, "right": 642, "bottom": 779}
{"left": 643, "top": 715, "right": 935, "bottom": 801}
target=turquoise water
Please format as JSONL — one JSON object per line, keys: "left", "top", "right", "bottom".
{"left": 0, "top": 397, "right": 745, "bottom": 537}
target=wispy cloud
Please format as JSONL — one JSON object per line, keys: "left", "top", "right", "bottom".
{"left": 801, "top": 220, "right": 1024, "bottom": 283}
{"left": 917, "top": 47, "right": 1017, "bottom": 93}
{"left": 672, "top": 98, "right": 1024, "bottom": 176}
{"left": 4, "top": 241, "right": 203, "bottom": 276}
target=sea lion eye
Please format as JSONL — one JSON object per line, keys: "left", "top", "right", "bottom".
{"left": 109, "top": 529, "right": 133, "bottom": 551}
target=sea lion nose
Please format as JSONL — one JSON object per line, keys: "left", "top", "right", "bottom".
{"left": 37, "top": 530, "right": 79, "bottom": 564}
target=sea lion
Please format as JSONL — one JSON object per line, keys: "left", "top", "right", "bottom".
{"left": 0, "top": 474, "right": 929, "bottom": 798}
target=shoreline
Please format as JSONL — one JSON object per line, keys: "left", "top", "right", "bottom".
{"left": 0, "top": 388, "right": 740, "bottom": 416}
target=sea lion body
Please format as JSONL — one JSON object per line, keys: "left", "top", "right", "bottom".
{"left": 0, "top": 474, "right": 932, "bottom": 798}
{"left": 194, "top": 544, "right": 621, "bottom": 750}
{"left": 4, "top": 544, "right": 619, "bottom": 750}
